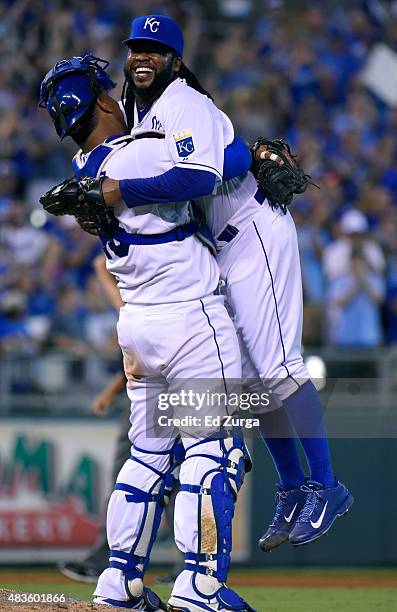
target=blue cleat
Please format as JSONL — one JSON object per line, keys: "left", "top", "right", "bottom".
{"left": 259, "top": 484, "right": 307, "bottom": 552}
{"left": 289, "top": 480, "right": 354, "bottom": 547}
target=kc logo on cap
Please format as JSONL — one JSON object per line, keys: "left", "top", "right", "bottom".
{"left": 124, "top": 15, "right": 184, "bottom": 57}
{"left": 143, "top": 17, "right": 160, "bottom": 32}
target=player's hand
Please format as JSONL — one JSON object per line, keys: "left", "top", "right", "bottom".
{"left": 79, "top": 176, "right": 120, "bottom": 206}
{"left": 91, "top": 391, "right": 113, "bottom": 417}
{"left": 254, "top": 144, "right": 284, "bottom": 166}
{"left": 250, "top": 137, "right": 314, "bottom": 213}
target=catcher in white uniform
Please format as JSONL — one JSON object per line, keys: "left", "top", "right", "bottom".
{"left": 39, "top": 49, "right": 255, "bottom": 612}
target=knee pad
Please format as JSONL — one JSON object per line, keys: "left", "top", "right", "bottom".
{"left": 180, "top": 436, "right": 251, "bottom": 587}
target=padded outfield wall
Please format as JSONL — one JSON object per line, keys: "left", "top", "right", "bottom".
{"left": 0, "top": 382, "right": 396, "bottom": 566}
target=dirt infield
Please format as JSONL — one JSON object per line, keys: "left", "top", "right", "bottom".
{"left": 1, "top": 570, "right": 397, "bottom": 589}
{"left": 0, "top": 589, "right": 131, "bottom": 612}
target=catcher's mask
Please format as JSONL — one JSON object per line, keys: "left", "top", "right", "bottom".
{"left": 39, "top": 54, "right": 116, "bottom": 140}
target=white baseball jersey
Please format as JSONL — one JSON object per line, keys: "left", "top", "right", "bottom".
{"left": 129, "top": 77, "right": 234, "bottom": 172}
{"left": 197, "top": 172, "right": 310, "bottom": 398}
{"left": 73, "top": 133, "right": 221, "bottom": 305}
{"left": 189, "top": 113, "right": 311, "bottom": 399}
{"left": 72, "top": 78, "right": 237, "bottom": 305}
{"left": 198, "top": 171, "right": 260, "bottom": 239}
{"left": 101, "top": 89, "right": 309, "bottom": 398}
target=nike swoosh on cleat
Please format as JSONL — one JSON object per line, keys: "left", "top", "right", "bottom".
{"left": 310, "top": 501, "right": 328, "bottom": 529}
{"left": 284, "top": 503, "right": 298, "bottom": 523}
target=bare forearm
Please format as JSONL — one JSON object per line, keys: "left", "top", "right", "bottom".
{"left": 93, "top": 254, "right": 124, "bottom": 309}
{"left": 101, "top": 178, "right": 122, "bottom": 206}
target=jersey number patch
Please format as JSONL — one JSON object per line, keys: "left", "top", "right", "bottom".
{"left": 101, "top": 210, "right": 131, "bottom": 259}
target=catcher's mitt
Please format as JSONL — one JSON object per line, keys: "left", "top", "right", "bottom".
{"left": 39, "top": 177, "right": 84, "bottom": 216}
{"left": 40, "top": 175, "right": 108, "bottom": 218}
{"left": 250, "top": 137, "right": 314, "bottom": 213}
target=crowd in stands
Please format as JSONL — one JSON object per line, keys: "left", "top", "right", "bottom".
{"left": 1, "top": 0, "right": 397, "bottom": 356}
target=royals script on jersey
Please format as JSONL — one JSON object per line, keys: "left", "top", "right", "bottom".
{"left": 72, "top": 134, "right": 220, "bottom": 305}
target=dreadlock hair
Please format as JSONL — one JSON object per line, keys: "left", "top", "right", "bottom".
{"left": 179, "top": 63, "right": 213, "bottom": 100}
{"left": 121, "top": 76, "right": 136, "bottom": 132}
{"left": 121, "top": 58, "right": 213, "bottom": 132}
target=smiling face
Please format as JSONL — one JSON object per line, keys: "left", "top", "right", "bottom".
{"left": 125, "top": 40, "right": 181, "bottom": 104}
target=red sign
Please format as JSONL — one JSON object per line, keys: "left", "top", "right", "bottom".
{"left": 0, "top": 499, "right": 99, "bottom": 547}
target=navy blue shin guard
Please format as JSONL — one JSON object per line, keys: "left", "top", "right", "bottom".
{"left": 180, "top": 437, "right": 250, "bottom": 590}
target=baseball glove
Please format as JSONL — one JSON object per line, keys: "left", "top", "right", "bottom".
{"left": 250, "top": 137, "right": 313, "bottom": 213}
{"left": 75, "top": 213, "right": 101, "bottom": 236}
{"left": 39, "top": 176, "right": 108, "bottom": 217}
{"left": 39, "top": 177, "right": 84, "bottom": 216}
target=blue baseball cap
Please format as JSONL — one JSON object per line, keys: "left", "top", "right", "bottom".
{"left": 123, "top": 15, "right": 184, "bottom": 57}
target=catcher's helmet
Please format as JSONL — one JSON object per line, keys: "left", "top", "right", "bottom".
{"left": 39, "top": 54, "right": 116, "bottom": 140}
{"left": 123, "top": 15, "right": 184, "bottom": 57}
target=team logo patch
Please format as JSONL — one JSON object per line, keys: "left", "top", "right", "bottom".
{"left": 143, "top": 17, "right": 160, "bottom": 32}
{"left": 173, "top": 129, "right": 195, "bottom": 158}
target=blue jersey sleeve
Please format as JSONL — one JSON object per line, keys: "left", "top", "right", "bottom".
{"left": 223, "top": 137, "right": 252, "bottom": 181}
{"left": 118, "top": 136, "right": 250, "bottom": 208}
{"left": 119, "top": 167, "right": 216, "bottom": 208}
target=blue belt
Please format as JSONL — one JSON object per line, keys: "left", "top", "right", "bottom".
{"left": 111, "top": 221, "right": 199, "bottom": 246}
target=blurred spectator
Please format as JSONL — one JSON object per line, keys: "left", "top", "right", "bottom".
{"left": 0, "top": 161, "right": 18, "bottom": 217}
{"left": 1, "top": 0, "right": 397, "bottom": 351}
{"left": 83, "top": 275, "right": 119, "bottom": 357}
{"left": 49, "top": 284, "right": 88, "bottom": 358}
{"left": 293, "top": 193, "right": 330, "bottom": 345}
{"left": 323, "top": 209, "right": 385, "bottom": 281}
{"left": 324, "top": 210, "right": 385, "bottom": 347}
{"left": 0, "top": 289, "right": 36, "bottom": 354}
{"left": 55, "top": 216, "right": 100, "bottom": 288}
{"left": 379, "top": 215, "right": 397, "bottom": 344}
{"left": 0, "top": 201, "right": 54, "bottom": 267}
